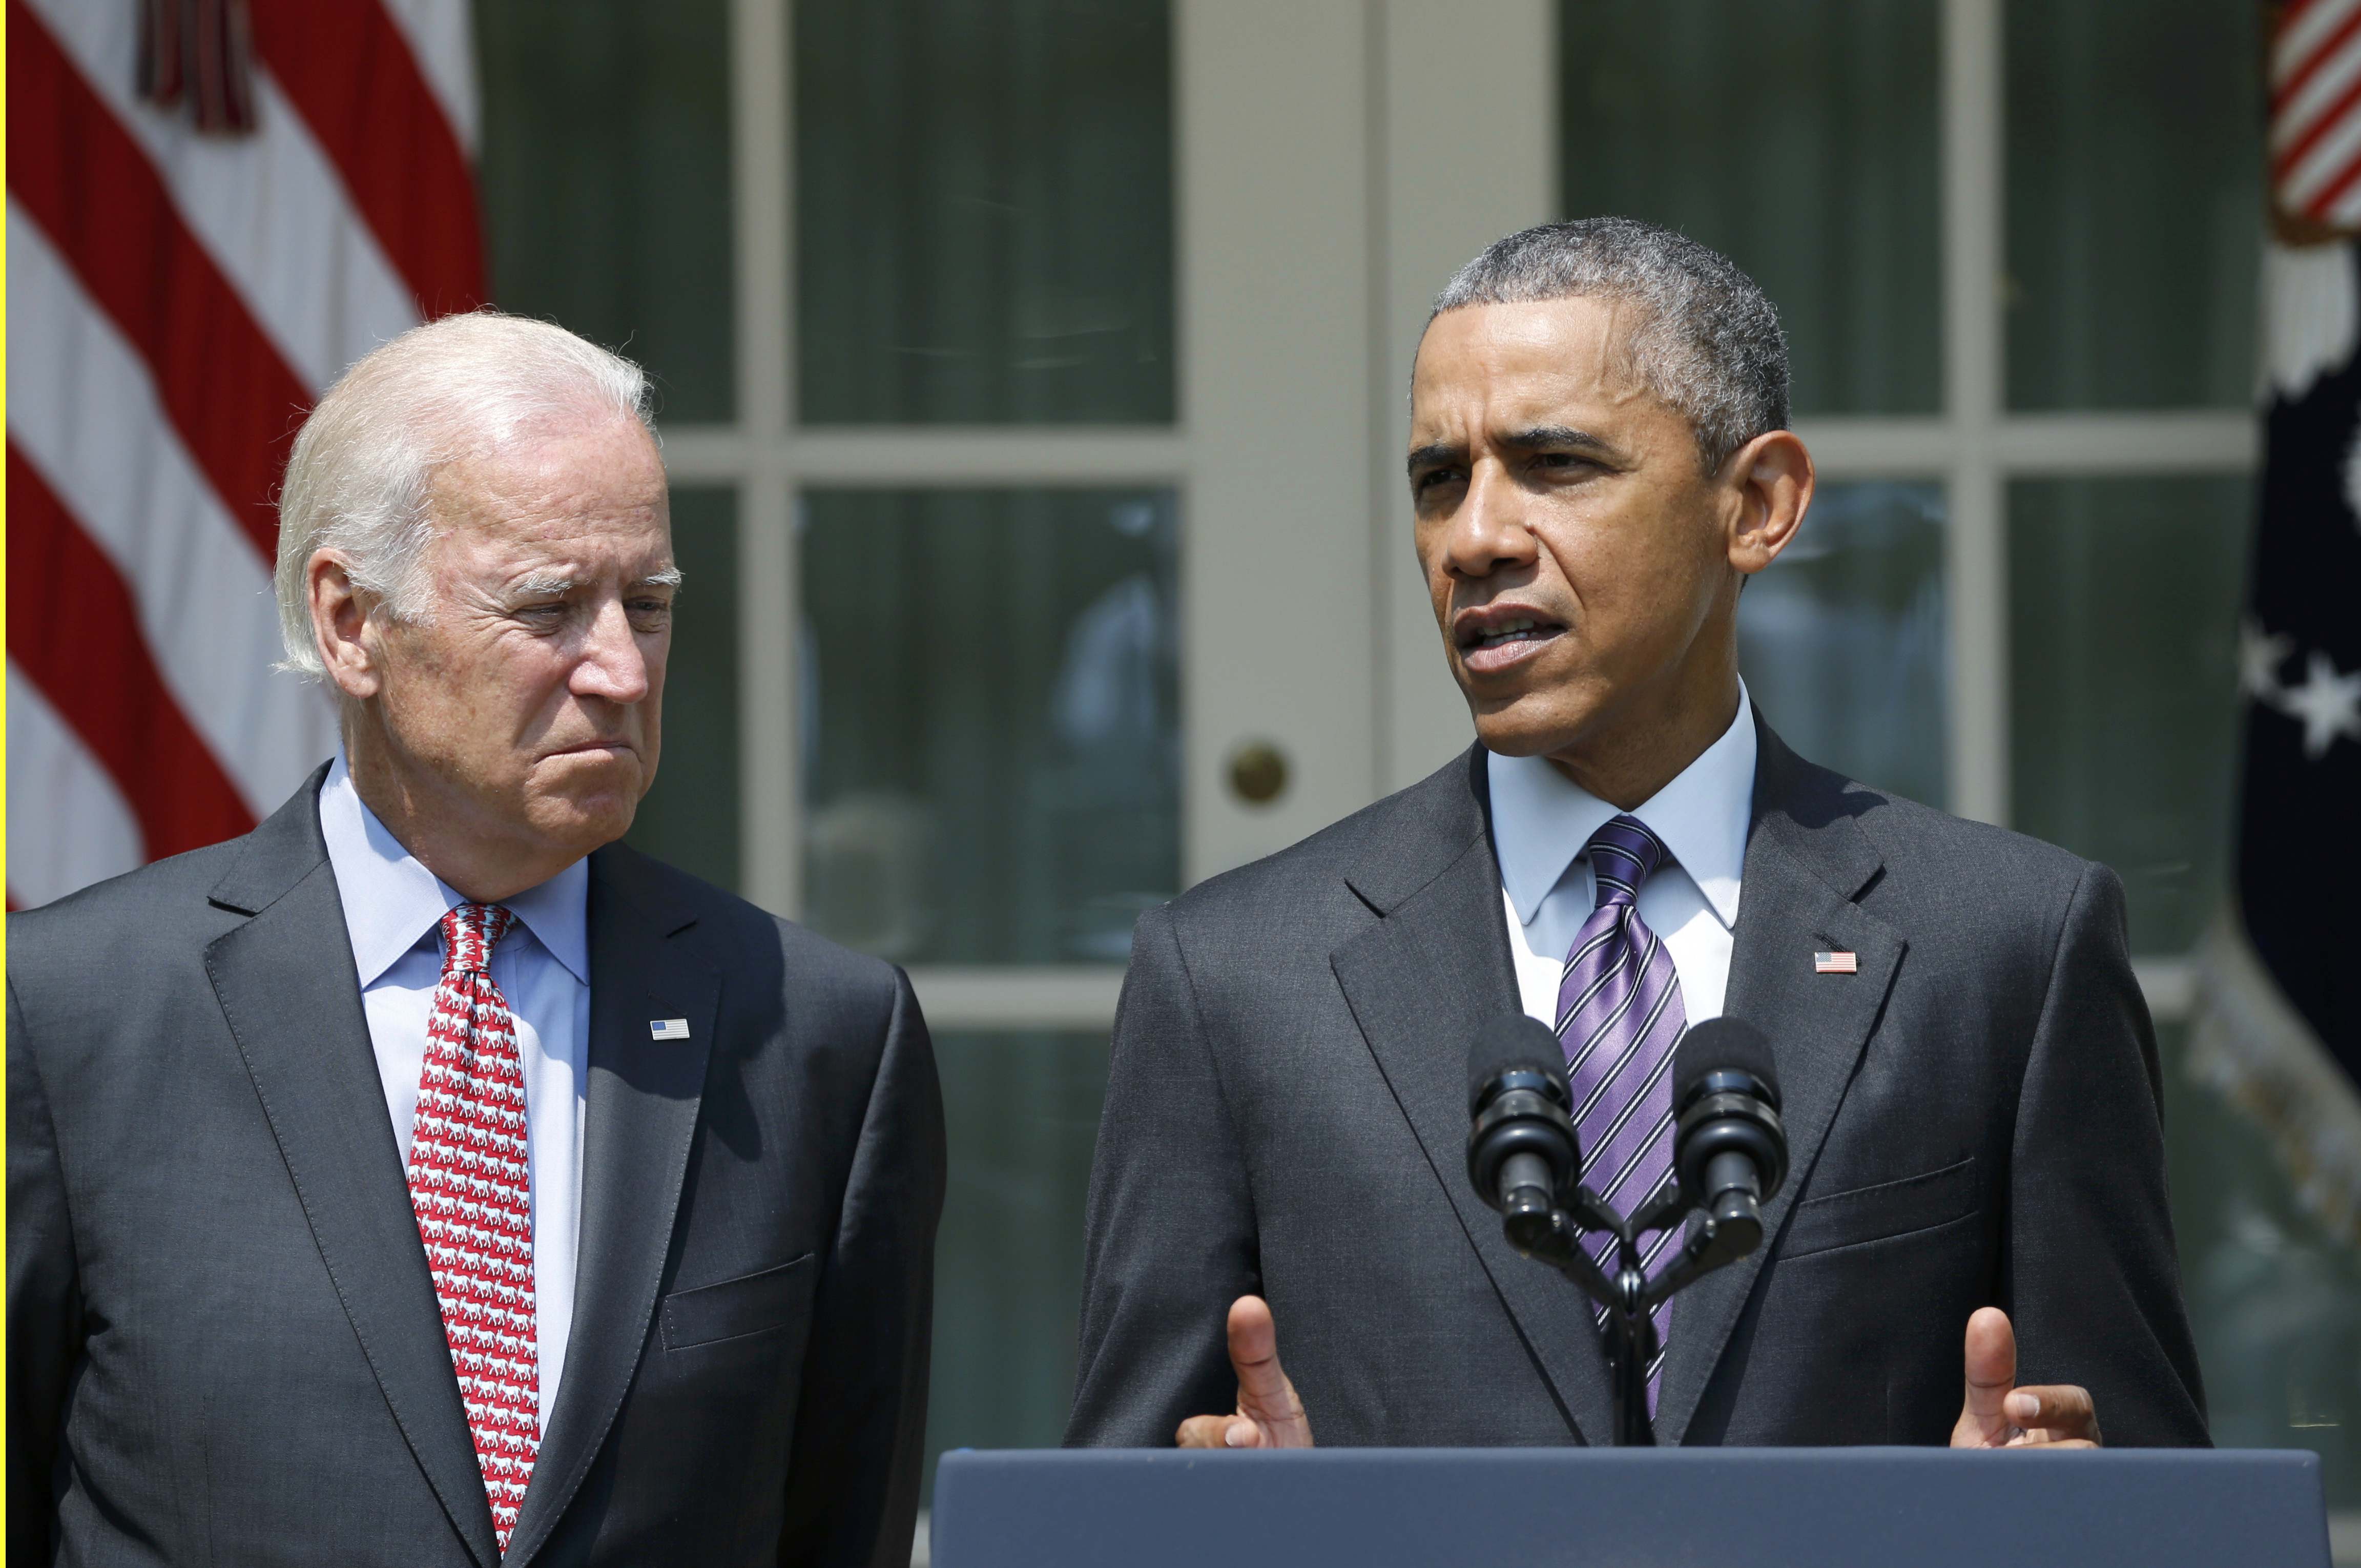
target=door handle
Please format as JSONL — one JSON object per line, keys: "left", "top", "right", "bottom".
{"left": 1227, "top": 740, "right": 1289, "bottom": 806}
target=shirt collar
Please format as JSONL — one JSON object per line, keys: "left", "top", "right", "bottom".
{"left": 1486, "top": 679, "right": 1757, "bottom": 932}
{"left": 318, "top": 754, "right": 591, "bottom": 987}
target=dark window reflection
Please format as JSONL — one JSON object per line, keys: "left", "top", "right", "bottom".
{"left": 2009, "top": 476, "right": 2247, "bottom": 952}
{"left": 1738, "top": 480, "right": 1948, "bottom": 809}
{"left": 2005, "top": 0, "right": 2262, "bottom": 410}
{"left": 477, "top": 0, "right": 736, "bottom": 422}
{"left": 1559, "top": 0, "right": 1942, "bottom": 415}
{"left": 922, "top": 1030, "right": 1109, "bottom": 1504}
{"left": 799, "top": 489, "right": 1180, "bottom": 963}
{"left": 795, "top": 0, "right": 1175, "bottom": 425}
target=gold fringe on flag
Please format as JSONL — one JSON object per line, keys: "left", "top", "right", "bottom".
{"left": 2188, "top": 909, "right": 2361, "bottom": 1248}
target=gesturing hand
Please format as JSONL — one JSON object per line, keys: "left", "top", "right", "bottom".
{"left": 1950, "top": 1306, "right": 2101, "bottom": 1449}
{"left": 1174, "top": 1295, "right": 1315, "bottom": 1450}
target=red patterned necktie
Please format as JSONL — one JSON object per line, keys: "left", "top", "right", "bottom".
{"left": 408, "top": 902, "right": 539, "bottom": 1552}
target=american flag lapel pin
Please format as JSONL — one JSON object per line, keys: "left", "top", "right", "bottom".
{"left": 649, "top": 1018, "right": 692, "bottom": 1041}
{"left": 1813, "top": 951, "right": 1858, "bottom": 975}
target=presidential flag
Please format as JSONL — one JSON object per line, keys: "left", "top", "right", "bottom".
{"left": 7, "top": 0, "right": 484, "bottom": 909}
{"left": 2188, "top": 0, "right": 2361, "bottom": 1240}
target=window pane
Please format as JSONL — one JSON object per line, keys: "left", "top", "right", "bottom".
{"left": 2162, "top": 1020, "right": 2361, "bottom": 1501}
{"left": 795, "top": 0, "right": 1175, "bottom": 425}
{"left": 2008, "top": 477, "right": 2247, "bottom": 952}
{"left": 475, "top": 0, "right": 736, "bottom": 422}
{"left": 799, "top": 489, "right": 1180, "bottom": 962}
{"left": 627, "top": 487, "right": 740, "bottom": 891}
{"left": 1737, "top": 481, "right": 1948, "bottom": 808}
{"left": 2005, "top": 0, "right": 2262, "bottom": 410}
{"left": 923, "top": 1029, "right": 1109, "bottom": 1504}
{"left": 1558, "top": 0, "right": 1941, "bottom": 416}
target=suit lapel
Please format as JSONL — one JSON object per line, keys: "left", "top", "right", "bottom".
{"left": 504, "top": 845, "right": 718, "bottom": 1567}
{"left": 1330, "top": 750, "right": 1618, "bottom": 1445}
{"left": 204, "top": 772, "right": 501, "bottom": 1567}
{"left": 1652, "top": 717, "right": 1906, "bottom": 1445}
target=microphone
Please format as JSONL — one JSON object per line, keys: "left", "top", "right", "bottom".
{"left": 1464, "top": 1015, "right": 1578, "bottom": 1249}
{"left": 1467, "top": 1012, "right": 1789, "bottom": 1449}
{"left": 1667, "top": 1017, "right": 1788, "bottom": 1247}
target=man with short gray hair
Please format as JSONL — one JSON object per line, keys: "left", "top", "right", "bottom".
{"left": 1067, "top": 220, "right": 2207, "bottom": 1450}
{"left": 9, "top": 312, "right": 944, "bottom": 1565}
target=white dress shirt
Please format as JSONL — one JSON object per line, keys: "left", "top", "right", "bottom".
{"left": 318, "top": 756, "right": 589, "bottom": 1433}
{"left": 1490, "top": 682, "right": 1758, "bottom": 1033}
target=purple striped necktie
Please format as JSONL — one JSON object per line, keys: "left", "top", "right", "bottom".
{"left": 1556, "top": 813, "right": 1687, "bottom": 1414}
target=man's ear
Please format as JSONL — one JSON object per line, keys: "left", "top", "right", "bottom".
{"left": 307, "top": 551, "right": 384, "bottom": 700}
{"left": 1724, "top": 429, "right": 1814, "bottom": 577}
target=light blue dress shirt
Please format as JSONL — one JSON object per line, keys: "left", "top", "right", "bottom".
{"left": 318, "top": 756, "right": 589, "bottom": 1434}
{"left": 1488, "top": 679, "right": 1758, "bottom": 1031}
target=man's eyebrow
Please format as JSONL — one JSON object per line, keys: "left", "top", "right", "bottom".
{"left": 1406, "top": 427, "right": 1625, "bottom": 480}
{"left": 1405, "top": 440, "right": 1463, "bottom": 479}
{"left": 1497, "top": 425, "right": 1618, "bottom": 456}
{"left": 509, "top": 567, "right": 682, "bottom": 598}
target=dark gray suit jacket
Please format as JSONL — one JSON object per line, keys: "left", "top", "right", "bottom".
{"left": 8, "top": 769, "right": 944, "bottom": 1566}
{"left": 1067, "top": 716, "right": 2207, "bottom": 1449}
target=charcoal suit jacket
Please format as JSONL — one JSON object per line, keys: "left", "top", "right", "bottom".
{"left": 8, "top": 767, "right": 944, "bottom": 1566}
{"left": 1066, "top": 713, "right": 2208, "bottom": 1448}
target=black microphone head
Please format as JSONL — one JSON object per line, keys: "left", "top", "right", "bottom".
{"left": 1673, "top": 1017, "right": 1780, "bottom": 1110}
{"left": 1466, "top": 1014, "right": 1569, "bottom": 1112}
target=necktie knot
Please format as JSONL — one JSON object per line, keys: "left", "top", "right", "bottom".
{"left": 439, "top": 903, "right": 515, "bottom": 977}
{"left": 1585, "top": 814, "right": 1669, "bottom": 912}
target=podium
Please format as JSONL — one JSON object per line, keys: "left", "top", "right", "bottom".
{"left": 930, "top": 1447, "right": 2329, "bottom": 1567}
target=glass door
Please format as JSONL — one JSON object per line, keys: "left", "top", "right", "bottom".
{"left": 751, "top": 0, "right": 1556, "bottom": 1494}
{"left": 774, "top": 1, "right": 1184, "bottom": 1497}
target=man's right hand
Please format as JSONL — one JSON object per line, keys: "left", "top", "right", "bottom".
{"left": 1174, "top": 1295, "right": 1315, "bottom": 1449}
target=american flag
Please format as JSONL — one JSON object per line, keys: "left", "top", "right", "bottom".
{"left": 2273, "top": 0, "right": 2361, "bottom": 231}
{"left": 2185, "top": 1, "right": 2361, "bottom": 1240}
{"left": 7, "top": 0, "right": 484, "bottom": 908}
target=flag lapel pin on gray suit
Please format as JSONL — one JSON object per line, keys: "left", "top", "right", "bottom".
{"left": 649, "top": 1018, "right": 691, "bottom": 1041}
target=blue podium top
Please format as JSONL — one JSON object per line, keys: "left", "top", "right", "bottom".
{"left": 932, "top": 1447, "right": 2325, "bottom": 1568}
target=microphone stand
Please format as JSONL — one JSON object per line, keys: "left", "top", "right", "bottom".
{"left": 1500, "top": 1182, "right": 1766, "bottom": 1448}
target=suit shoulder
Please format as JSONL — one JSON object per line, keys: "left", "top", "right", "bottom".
{"left": 7, "top": 838, "right": 261, "bottom": 1054}
{"left": 1849, "top": 785, "right": 2097, "bottom": 898}
{"left": 8, "top": 836, "right": 252, "bottom": 963}
{"left": 1812, "top": 771, "right": 2106, "bottom": 960}
{"left": 1758, "top": 726, "right": 2090, "bottom": 896}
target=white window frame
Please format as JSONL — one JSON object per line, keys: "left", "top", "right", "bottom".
{"left": 677, "top": 0, "right": 2251, "bottom": 1032}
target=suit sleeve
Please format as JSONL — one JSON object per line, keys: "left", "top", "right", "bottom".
{"left": 1064, "top": 905, "right": 1259, "bottom": 1447}
{"left": 777, "top": 968, "right": 945, "bottom": 1568}
{"left": 2006, "top": 863, "right": 2209, "bottom": 1446}
{"left": 8, "top": 977, "right": 81, "bottom": 1561}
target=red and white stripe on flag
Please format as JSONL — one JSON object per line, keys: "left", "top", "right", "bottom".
{"left": 6, "top": 0, "right": 485, "bottom": 908}
{"left": 2274, "top": 0, "right": 2361, "bottom": 230}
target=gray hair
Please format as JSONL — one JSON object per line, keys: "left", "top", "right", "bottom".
{"left": 1428, "top": 218, "right": 1789, "bottom": 472}
{"left": 273, "top": 310, "right": 658, "bottom": 676}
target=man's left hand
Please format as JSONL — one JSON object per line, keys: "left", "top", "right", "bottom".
{"left": 1950, "top": 1306, "right": 2101, "bottom": 1449}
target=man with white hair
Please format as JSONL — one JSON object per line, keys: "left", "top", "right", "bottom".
{"left": 8, "top": 313, "right": 944, "bottom": 1566}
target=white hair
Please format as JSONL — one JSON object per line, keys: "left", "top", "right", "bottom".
{"left": 273, "top": 310, "right": 658, "bottom": 676}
